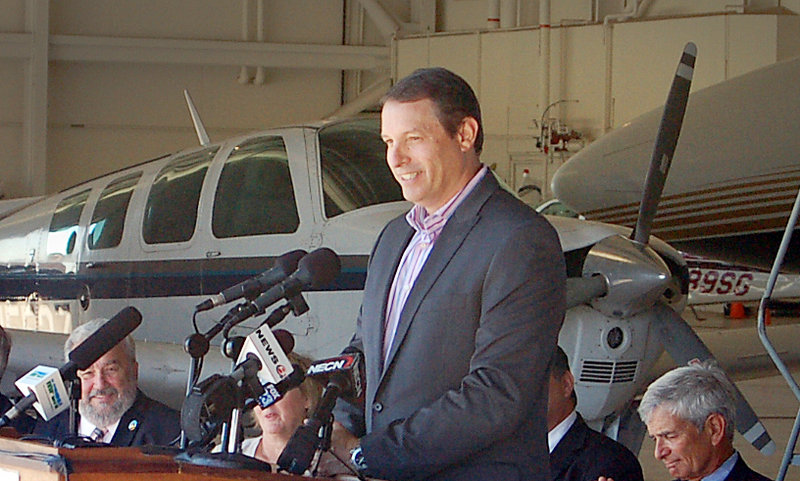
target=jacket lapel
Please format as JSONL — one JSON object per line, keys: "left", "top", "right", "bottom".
{"left": 109, "top": 391, "right": 143, "bottom": 447}
{"left": 550, "top": 414, "right": 590, "bottom": 481}
{"left": 380, "top": 172, "right": 498, "bottom": 379}
{"left": 364, "top": 221, "right": 413, "bottom": 384}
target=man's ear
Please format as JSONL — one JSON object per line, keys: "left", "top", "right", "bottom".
{"left": 564, "top": 370, "right": 575, "bottom": 394}
{"left": 705, "top": 413, "right": 727, "bottom": 446}
{"left": 457, "top": 117, "right": 479, "bottom": 152}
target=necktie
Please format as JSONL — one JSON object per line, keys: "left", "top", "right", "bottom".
{"left": 90, "top": 427, "right": 105, "bottom": 442}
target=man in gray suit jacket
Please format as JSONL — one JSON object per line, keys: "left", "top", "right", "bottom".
{"left": 326, "top": 67, "right": 567, "bottom": 481}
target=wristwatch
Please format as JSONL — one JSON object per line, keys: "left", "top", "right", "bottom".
{"left": 350, "top": 444, "right": 368, "bottom": 473}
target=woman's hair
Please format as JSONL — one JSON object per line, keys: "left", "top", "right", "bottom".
{"left": 288, "top": 352, "right": 323, "bottom": 413}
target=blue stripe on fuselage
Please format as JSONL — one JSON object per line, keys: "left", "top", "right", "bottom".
{"left": 0, "top": 255, "right": 369, "bottom": 301}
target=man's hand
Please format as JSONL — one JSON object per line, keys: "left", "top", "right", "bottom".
{"left": 598, "top": 477, "right": 615, "bottom": 481}
{"left": 315, "top": 421, "right": 361, "bottom": 477}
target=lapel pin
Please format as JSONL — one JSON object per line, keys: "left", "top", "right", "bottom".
{"left": 128, "top": 419, "right": 138, "bottom": 431}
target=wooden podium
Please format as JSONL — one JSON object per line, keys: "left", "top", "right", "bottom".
{"left": 0, "top": 432, "right": 330, "bottom": 481}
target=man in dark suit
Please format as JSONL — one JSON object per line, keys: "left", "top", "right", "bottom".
{"left": 32, "top": 318, "right": 179, "bottom": 447}
{"left": 547, "top": 346, "right": 643, "bottom": 481}
{"left": 638, "top": 362, "right": 771, "bottom": 481}
{"left": 325, "top": 67, "right": 567, "bottom": 481}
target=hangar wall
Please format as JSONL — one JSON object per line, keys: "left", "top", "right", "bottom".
{"left": 0, "top": 0, "right": 383, "bottom": 198}
{"left": 395, "top": 12, "right": 800, "bottom": 203}
{"left": 2, "top": 1, "right": 799, "bottom": 203}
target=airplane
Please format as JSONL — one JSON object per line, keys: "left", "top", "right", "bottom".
{"left": 536, "top": 199, "right": 800, "bottom": 307}
{"left": 686, "top": 254, "right": 800, "bottom": 308}
{"left": 0, "top": 44, "right": 778, "bottom": 458}
{"left": 552, "top": 54, "right": 800, "bottom": 272}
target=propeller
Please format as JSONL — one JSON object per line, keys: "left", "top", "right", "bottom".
{"left": 564, "top": 42, "right": 774, "bottom": 455}
{"left": 631, "top": 42, "right": 774, "bottom": 454}
{"left": 631, "top": 42, "right": 696, "bottom": 245}
{"left": 651, "top": 303, "right": 776, "bottom": 454}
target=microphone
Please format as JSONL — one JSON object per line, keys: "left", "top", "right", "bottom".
{"left": 180, "top": 328, "right": 296, "bottom": 443}
{"left": 0, "top": 306, "right": 143, "bottom": 428}
{"left": 13, "top": 365, "right": 69, "bottom": 421}
{"left": 277, "top": 348, "right": 365, "bottom": 474}
{"left": 236, "top": 327, "right": 295, "bottom": 388}
{"left": 256, "top": 364, "right": 306, "bottom": 409}
{"left": 195, "top": 249, "right": 307, "bottom": 312}
{"left": 305, "top": 348, "right": 364, "bottom": 400}
{"left": 222, "top": 248, "right": 341, "bottom": 333}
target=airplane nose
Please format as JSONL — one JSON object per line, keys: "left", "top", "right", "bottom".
{"left": 581, "top": 234, "right": 671, "bottom": 318}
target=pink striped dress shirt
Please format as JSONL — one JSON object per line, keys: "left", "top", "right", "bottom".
{"left": 382, "top": 166, "right": 488, "bottom": 361}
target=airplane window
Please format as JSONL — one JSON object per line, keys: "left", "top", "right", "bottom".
{"left": 88, "top": 172, "right": 142, "bottom": 250}
{"left": 143, "top": 147, "right": 218, "bottom": 244}
{"left": 48, "top": 189, "right": 90, "bottom": 256}
{"left": 319, "top": 118, "right": 402, "bottom": 218}
{"left": 213, "top": 136, "right": 299, "bottom": 237}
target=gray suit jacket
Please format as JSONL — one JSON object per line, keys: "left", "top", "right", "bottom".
{"left": 335, "top": 172, "right": 567, "bottom": 481}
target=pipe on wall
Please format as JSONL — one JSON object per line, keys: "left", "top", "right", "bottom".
{"left": 487, "top": 0, "right": 500, "bottom": 29}
{"left": 254, "top": 0, "right": 266, "bottom": 84}
{"left": 540, "top": 0, "right": 551, "bottom": 115}
{"left": 500, "top": 0, "right": 517, "bottom": 29}
{"left": 237, "top": 0, "right": 251, "bottom": 84}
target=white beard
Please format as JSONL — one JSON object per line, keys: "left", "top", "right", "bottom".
{"left": 79, "top": 385, "right": 137, "bottom": 429}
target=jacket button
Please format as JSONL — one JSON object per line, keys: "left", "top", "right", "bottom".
{"left": 373, "top": 402, "right": 383, "bottom": 412}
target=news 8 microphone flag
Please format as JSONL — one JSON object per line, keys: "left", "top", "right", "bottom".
{"left": 14, "top": 366, "right": 68, "bottom": 421}
{"left": 236, "top": 325, "right": 294, "bottom": 388}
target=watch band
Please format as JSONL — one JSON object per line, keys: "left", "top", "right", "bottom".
{"left": 350, "top": 444, "right": 368, "bottom": 472}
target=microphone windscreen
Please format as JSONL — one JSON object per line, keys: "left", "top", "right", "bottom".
{"left": 297, "top": 247, "right": 341, "bottom": 288}
{"left": 275, "top": 249, "right": 307, "bottom": 275}
{"left": 273, "top": 328, "right": 295, "bottom": 355}
{"left": 67, "top": 306, "right": 143, "bottom": 371}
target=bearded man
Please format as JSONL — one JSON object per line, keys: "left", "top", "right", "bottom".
{"left": 33, "top": 318, "right": 180, "bottom": 447}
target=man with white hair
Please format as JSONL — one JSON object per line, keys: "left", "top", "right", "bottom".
{"left": 33, "top": 318, "right": 180, "bottom": 446}
{"left": 638, "top": 361, "right": 771, "bottom": 481}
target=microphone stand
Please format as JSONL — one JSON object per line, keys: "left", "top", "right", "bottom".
{"left": 176, "top": 337, "right": 270, "bottom": 471}
{"left": 219, "top": 294, "right": 307, "bottom": 453}
{"left": 180, "top": 300, "right": 253, "bottom": 449}
{"left": 220, "top": 336, "right": 245, "bottom": 454}
{"left": 68, "top": 378, "right": 81, "bottom": 438}
{"left": 278, "top": 383, "right": 341, "bottom": 474}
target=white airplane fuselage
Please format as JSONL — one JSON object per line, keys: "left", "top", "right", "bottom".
{"left": 552, "top": 55, "right": 800, "bottom": 271}
{"left": 0, "top": 117, "right": 408, "bottom": 398}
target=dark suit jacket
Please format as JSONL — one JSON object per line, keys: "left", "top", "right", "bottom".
{"left": 335, "top": 172, "right": 567, "bottom": 481}
{"left": 550, "top": 413, "right": 643, "bottom": 481}
{"left": 32, "top": 390, "right": 180, "bottom": 447}
{"left": 677, "top": 454, "right": 772, "bottom": 481}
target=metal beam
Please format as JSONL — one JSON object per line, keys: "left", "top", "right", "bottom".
{"left": 0, "top": 34, "right": 389, "bottom": 70}
{"left": 23, "top": 0, "right": 48, "bottom": 197}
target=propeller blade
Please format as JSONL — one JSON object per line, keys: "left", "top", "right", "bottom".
{"left": 631, "top": 42, "right": 696, "bottom": 245}
{"left": 651, "top": 303, "right": 776, "bottom": 455}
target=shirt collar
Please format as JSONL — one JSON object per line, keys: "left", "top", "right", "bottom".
{"left": 548, "top": 409, "right": 577, "bottom": 453}
{"left": 79, "top": 415, "right": 121, "bottom": 443}
{"left": 406, "top": 165, "right": 487, "bottom": 240}
{"left": 701, "top": 451, "right": 739, "bottom": 481}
